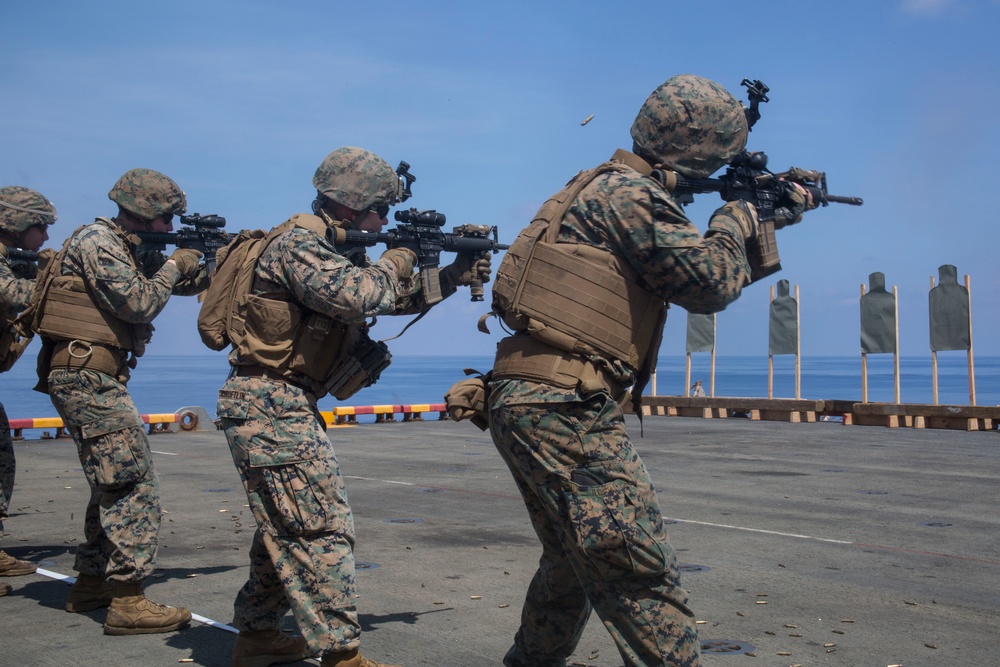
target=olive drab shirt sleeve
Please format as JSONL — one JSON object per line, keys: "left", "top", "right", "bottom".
{"left": 255, "top": 228, "right": 418, "bottom": 323}
{"left": 0, "top": 257, "right": 34, "bottom": 311}
{"left": 563, "top": 169, "right": 751, "bottom": 314}
{"left": 62, "top": 223, "right": 181, "bottom": 324}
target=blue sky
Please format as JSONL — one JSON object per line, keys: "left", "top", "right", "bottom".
{"left": 3, "top": 0, "right": 998, "bottom": 359}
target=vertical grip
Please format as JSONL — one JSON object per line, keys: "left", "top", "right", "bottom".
{"left": 469, "top": 278, "right": 484, "bottom": 302}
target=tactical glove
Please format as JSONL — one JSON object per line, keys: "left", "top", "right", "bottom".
{"left": 169, "top": 248, "right": 203, "bottom": 278}
{"left": 379, "top": 247, "right": 417, "bottom": 277}
{"left": 773, "top": 181, "right": 817, "bottom": 229}
{"left": 709, "top": 200, "right": 758, "bottom": 242}
{"left": 444, "top": 370, "right": 491, "bottom": 431}
{"left": 442, "top": 252, "right": 492, "bottom": 288}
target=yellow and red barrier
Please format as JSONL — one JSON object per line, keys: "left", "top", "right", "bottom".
{"left": 323, "top": 404, "right": 448, "bottom": 426}
{"left": 9, "top": 404, "right": 449, "bottom": 439}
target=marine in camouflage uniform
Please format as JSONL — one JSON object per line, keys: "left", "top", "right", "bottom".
{"left": 32, "top": 169, "right": 205, "bottom": 633}
{"left": 218, "top": 147, "right": 489, "bottom": 667}
{"left": 0, "top": 186, "right": 56, "bottom": 593}
{"left": 481, "top": 76, "right": 807, "bottom": 667}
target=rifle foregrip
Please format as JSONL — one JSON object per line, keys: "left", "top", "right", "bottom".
{"left": 469, "top": 279, "right": 484, "bottom": 302}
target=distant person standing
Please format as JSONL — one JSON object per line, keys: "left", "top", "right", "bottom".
{"left": 25, "top": 169, "right": 206, "bottom": 634}
{"left": 0, "top": 186, "right": 56, "bottom": 596}
{"left": 474, "top": 75, "right": 813, "bottom": 667}
{"left": 690, "top": 380, "right": 706, "bottom": 397}
{"left": 212, "top": 147, "right": 490, "bottom": 667}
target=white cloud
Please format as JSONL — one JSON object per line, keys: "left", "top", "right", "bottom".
{"left": 900, "top": 0, "right": 962, "bottom": 16}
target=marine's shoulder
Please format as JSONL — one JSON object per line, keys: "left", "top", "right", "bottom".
{"left": 71, "top": 218, "right": 127, "bottom": 248}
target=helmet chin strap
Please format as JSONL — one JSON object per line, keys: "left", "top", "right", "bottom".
{"left": 312, "top": 196, "right": 362, "bottom": 230}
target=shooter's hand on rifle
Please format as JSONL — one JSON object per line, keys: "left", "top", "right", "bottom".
{"left": 169, "top": 247, "right": 203, "bottom": 278}
{"left": 441, "top": 251, "right": 493, "bottom": 301}
{"left": 772, "top": 177, "right": 821, "bottom": 229}
{"left": 379, "top": 247, "right": 418, "bottom": 277}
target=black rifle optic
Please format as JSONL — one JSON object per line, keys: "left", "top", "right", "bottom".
{"left": 5, "top": 247, "right": 38, "bottom": 268}
{"left": 137, "top": 213, "right": 234, "bottom": 272}
{"left": 335, "top": 208, "right": 508, "bottom": 305}
{"left": 333, "top": 162, "right": 509, "bottom": 305}
{"left": 662, "top": 78, "right": 864, "bottom": 282}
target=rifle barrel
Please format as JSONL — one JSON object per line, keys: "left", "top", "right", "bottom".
{"left": 826, "top": 195, "right": 864, "bottom": 206}
{"left": 137, "top": 232, "right": 178, "bottom": 244}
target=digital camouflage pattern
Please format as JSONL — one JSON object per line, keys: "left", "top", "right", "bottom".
{"left": 220, "top": 221, "right": 421, "bottom": 656}
{"left": 218, "top": 377, "right": 360, "bottom": 655}
{"left": 312, "top": 147, "right": 400, "bottom": 212}
{"left": 108, "top": 168, "right": 187, "bottom": 220}
{"left": 59, "top": 220, "right": 181, "bottom": 326}
{"left": 228, "top": 225, "right": 423, "bottom": 395}
{"left": 551, "top": 160, "right": 751, "bottom": 331}
{"left": 47, "top": 369, "right": 160, "bottom": 581}
{"left": 43, "top": 219, "right": 189, "bottom": 582}
{"left": 0, "top": 186, "right": 57, "bottom": 234}
{"left": 487, "top": 154, "right": 753, "bottom": 667}
{"left": 0, "top": 256, "right": 36, "bottom": 538}
{"left": 488, "top": 390, "right": 700, "bottom": 667}
{"left": 136, "top": 246, "right": 211, "bottom": 296}
{"left": 0, "top": 403, "right": 14, "bottom": 537}
{"left": 630, "top": 75, "right": 748, "bottom": 179}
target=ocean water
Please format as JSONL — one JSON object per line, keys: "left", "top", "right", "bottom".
{"left": 2, "top": 352, "right": 997, "bottom": 423}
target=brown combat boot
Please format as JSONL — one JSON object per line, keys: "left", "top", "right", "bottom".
{"left": 65, "top": 573, "right": 115, "bottom": 612}
{"left": 102, "top": 581, "right": 192, "bottom": 635}
{"left": 0, "top": 549, "right": 36, "bottom": 577}
{"left": 0, "top": 582, "right": 11, "bottom": 597}
{"left": 320, "top": 648, "right": 401, "bottom": 667}
{"left": 231, "top": 629, "right": 311, "bottom": 667}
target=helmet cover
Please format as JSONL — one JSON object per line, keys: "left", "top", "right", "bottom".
{"left": 108, "top": 168, "right": 187, "bottom": 219}
{"left": 630, "top": 74, "right": 748, "bottom": 178}
{"left": 312, "top": 147, "right": 401, "bottom": 211}
{"left": 0, "top": 185, "right": 57, "bottom": 235}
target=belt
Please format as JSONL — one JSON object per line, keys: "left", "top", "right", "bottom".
{"left": 49, "top": 340, "right": 129, "bottom": 379}
{"left": 492, "top": 335, "right": 625, "bottom": 399}
{"left": 230, "top": 365, "right": 319, "bottom": 403}
{"left": 231, "top": 364, "right": 293, "bottom": 384}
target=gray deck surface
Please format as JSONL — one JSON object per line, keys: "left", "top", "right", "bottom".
{"left": 1, "top": 415, "right": 997, "bottom": 666}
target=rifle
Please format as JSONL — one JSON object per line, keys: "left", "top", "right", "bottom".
{"left": 333, "top": 161, "right": 509, "bottom": 305}
{"left": 664, "top": 78, "right": 863, "bottom": 282}
{"left": 334, "top": 209, "right": 508, "bottom": 305}
{"left": 5, "top": 248, "right": 38, "bottom": 272}
{"left": 136, "top": 213, "right": 233, "bottom": 272}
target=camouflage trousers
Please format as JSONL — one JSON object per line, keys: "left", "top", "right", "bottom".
{"left": 218, "top": 375, "right": 360, "bottom": 657}
{"left": 0, "top": 402, "right": 13, "bottom": 536}
{"left": 47, "top": 369, "right": 161, "bottom": 582}
{"left": 487, "top": 380, "right": 701, "bottom": 667}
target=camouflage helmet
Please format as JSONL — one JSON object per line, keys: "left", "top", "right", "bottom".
{"left": 0, "top": 185, "right": 57, "bottom": 235}
{"left": 630, "top": 75, "right": 748, "bottom": 178}
{"left": 312, "top": 147, "right": 401, "bottom": 211}
{"left": 108, "top": 168, "right": 187, "bottom": 220}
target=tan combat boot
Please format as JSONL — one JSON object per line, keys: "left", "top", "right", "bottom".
{"left": 231, "top": 628, "right": 311, "bottom": 667}
{"left": 0, "top": 549, "right": 36, "bottom": 577}
{"left": 102, "top": 581, "right": 192, "bottom": 635}
{"left": 65, "top": 573, "right": 115, "bottom": 612}
{"left": 320, "top": 648, "right": 401, "bottom": 667}
{"left": 0, "top": 582, "right": 11, "bottom": 597}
